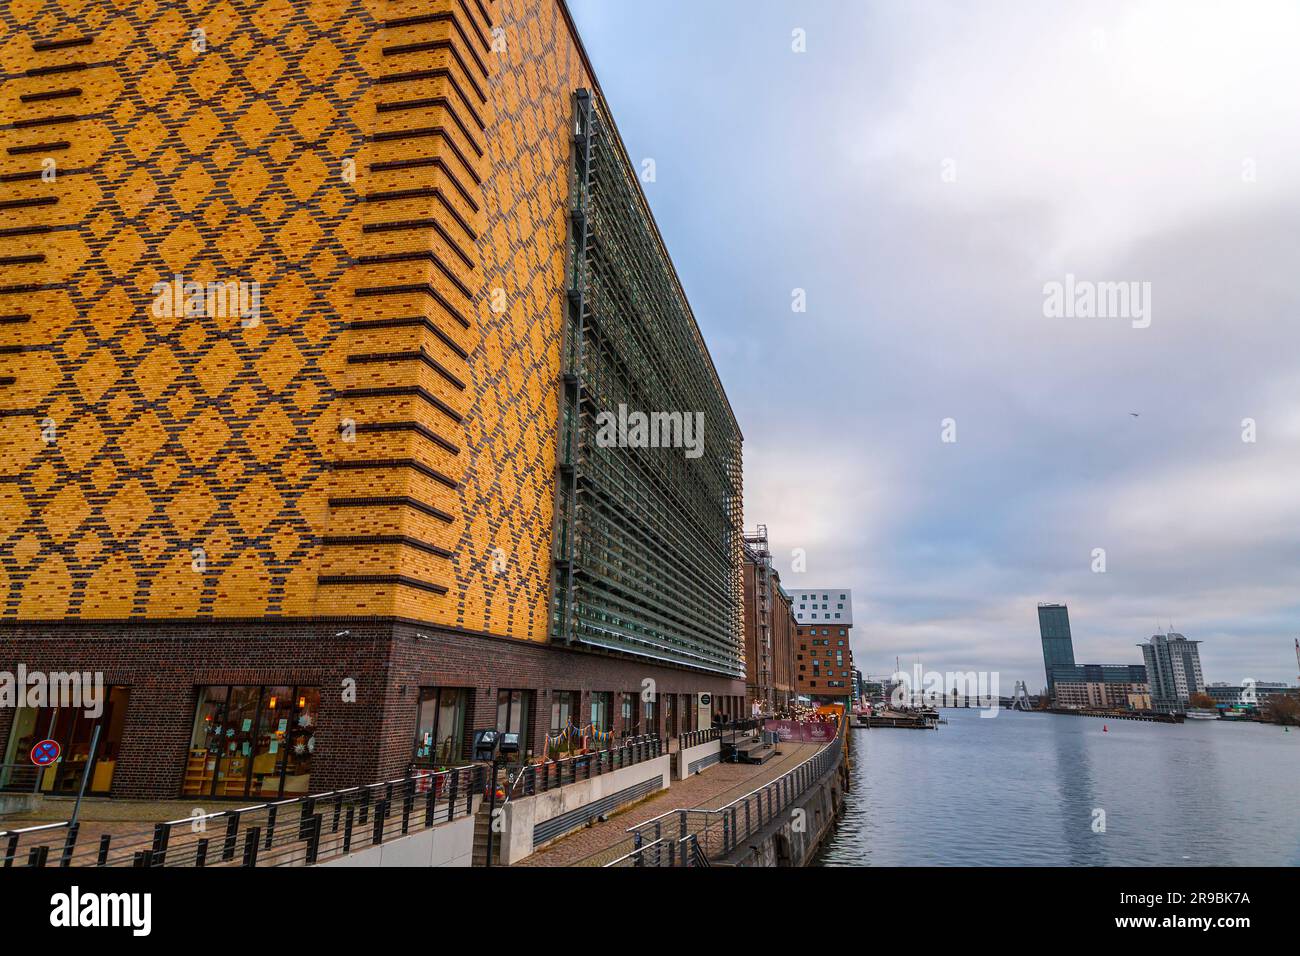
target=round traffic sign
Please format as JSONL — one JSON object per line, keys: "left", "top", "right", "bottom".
{"left": 31, "top": 739, "right": 61, "bottom": 766}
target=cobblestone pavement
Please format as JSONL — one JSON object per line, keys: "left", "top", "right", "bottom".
{"left": 515, "top": 742, "right": 822, "bottom": 867}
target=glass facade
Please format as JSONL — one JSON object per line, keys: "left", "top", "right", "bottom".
{"left": 413, "top": 687, "right": 469, "bottom": 767}
{"left": 0, "top": 686, "right": 131, "bottom": 795}
{"left": 182, "top": 685, "right": 319, "bottom": 798}
{"left": 551, "top": 90, "right": 744, "bottom": 678}
{"left": 1038, "top": 604, "right": 1076, "bottom": 692}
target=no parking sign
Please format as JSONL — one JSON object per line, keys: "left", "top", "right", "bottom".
{"left": 31, "top": 739, "right": 60, "bottom": 766}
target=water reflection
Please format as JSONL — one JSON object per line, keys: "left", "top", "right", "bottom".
{"left": 818, "top": 709, "right": 1300, "bottom": 867}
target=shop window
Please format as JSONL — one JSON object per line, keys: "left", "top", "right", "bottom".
{"left": 589, "top": 692, "right": 612, "bottom": 733}
{"left": 621, "top": 692, "right": 638, "bottom": 736}
{"left": 643, "top": 696, "right": 659, "bottom": 735}
{"left": 550, "top": 690, "right": 580, "bottom": 734}
{"left": 663, "top": 693, "right": 677, "bottom": 737}
{"left": 1, "top": 686, "right": 131, "bottom": 795}
{"left": 496, "top": 689, "right": 534, "bottom": 755}
{"left": 182, "top": 685, "right": 319, "bottom": 799}
{"left": 414, "top": 687, "right": 469, "bottom": 767}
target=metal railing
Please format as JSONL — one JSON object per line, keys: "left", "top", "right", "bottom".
{"left": 1, "top": 764, "right": 485, "bottom": 869}
{"left": 604, "top": 715, "right": 847, "bottom": 867}
{"left": 514, "top": 735, "right": 661, "bottom": 797}
{"left": 677, "top": 727, "right": 720, "bottom": 750}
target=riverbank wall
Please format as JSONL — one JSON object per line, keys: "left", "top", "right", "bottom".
{"left": 718, "top": 731, "right": 850, "bottom": 867}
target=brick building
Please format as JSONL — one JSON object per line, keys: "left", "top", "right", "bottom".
{"left": 792, "top": 588, "right": 854, "bottom": 702}
{"left": 0, "top": 0, "right": 745, "bottom": 799}
{"left": 741, "top": 527, "right": 797, "bottom": 715}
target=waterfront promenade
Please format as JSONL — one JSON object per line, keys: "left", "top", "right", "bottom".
{"left": 518, "top": 741, "right": 822, "bottom": 866}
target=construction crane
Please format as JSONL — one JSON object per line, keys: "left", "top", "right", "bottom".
{"left": 1294, "top": 637, "right": 1299, "bottom": 684}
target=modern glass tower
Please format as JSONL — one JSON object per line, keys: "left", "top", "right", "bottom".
{"left": 1038, "top": 603, "right": 1077, "bottom": 693}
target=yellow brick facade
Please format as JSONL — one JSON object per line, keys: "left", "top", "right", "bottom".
{"left": 0, "top": 0, "right": 592, "bottom": 640}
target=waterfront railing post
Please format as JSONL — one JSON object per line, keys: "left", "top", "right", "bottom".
{"left": 242, "top": 827, "right": 260, "bottom": 867}
{"left": 222, "top": 814, "right": 238, "bottom": 861}
{"left": 299, "top": 797, "right": 315, "bottom": 839}
{"left": 58, "top": 823, "right": 79, "bottom": 867}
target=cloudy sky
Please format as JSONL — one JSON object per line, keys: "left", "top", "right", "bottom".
{"left": 566, "top": 0, "right": 1300, "bottom": 691}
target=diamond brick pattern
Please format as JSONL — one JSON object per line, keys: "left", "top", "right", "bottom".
{"left": 0, "top": 0, "right": 590, "bottom": 646}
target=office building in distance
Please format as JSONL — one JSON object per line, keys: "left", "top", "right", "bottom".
{"left": 1140, "top": 632, "right": 1205, "bottom": 713}
{"left": 1039, "top": 603, "right": 1152, "bottom": 710}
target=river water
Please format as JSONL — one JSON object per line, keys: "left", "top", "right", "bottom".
{"left": 817, "top": 708, "right": 1300, "bottom": 866}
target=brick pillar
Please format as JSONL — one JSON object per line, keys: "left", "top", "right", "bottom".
{"left": 578, "top": 690, "right": 591, "bottom": 736}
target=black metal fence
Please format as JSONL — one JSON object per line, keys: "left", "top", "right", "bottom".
{"left": 676, "top": 727, "right": 720, "bottom": 750}
{"left": 1, "top": 764, "right": 485, "bottom": 869}
{"left": 513, "top": 735, "right": 661, "bottom": 797}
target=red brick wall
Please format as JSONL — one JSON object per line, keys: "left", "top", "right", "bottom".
{"left": 0, "top": 620, "right": 744, "bottom": 798}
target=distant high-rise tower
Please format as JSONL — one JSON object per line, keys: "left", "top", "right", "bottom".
{"left": 1140, "top": 632, "right": 1205, "bottom": 713}
{"left": 1038, "top": 603, "right": 1077, "bottom": 693}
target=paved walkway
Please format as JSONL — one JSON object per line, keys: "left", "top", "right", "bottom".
{"left": 516, "top": 741, "right": 821, "bottom": 867}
